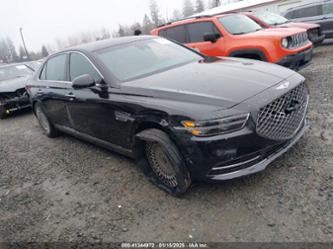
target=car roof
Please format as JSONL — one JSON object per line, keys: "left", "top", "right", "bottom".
{"left": 156, "top": 13, "right": 237, "bottom": 29}
{"left": 286, "top": 0, "right": 332, "bottom": 11}
{"left": 63, "top": 36, "right": 154, "bottom": 53}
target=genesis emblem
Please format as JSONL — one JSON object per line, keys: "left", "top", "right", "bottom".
{"left": 276, "top": 81, "right": 290, "bottom": 90}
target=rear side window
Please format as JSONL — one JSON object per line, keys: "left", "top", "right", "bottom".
{"left": 45, "top": 54, "right": 67, "bottom": 81}
{"left": 293, "top": 5, "right": 321, "bottom": 18}
{"left": 69, "top": 53, "right": 100, "bottom": 82}
{"left": 323, "top": 3, "right": 333, "bottom": 14}
{"left": 160, "top": 25, "right": 187, "bottom": 43}
{"left": 187, "top": 22, "right": 220, "bottom": 43}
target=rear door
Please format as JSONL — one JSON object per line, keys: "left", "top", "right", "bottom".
{"left": 290, "top": 4, "right": 322, "bottom": 24}
{"left": 38, "top": 53, "right": 71, "bottom": 127}
{"left": 185, "top": 21, "right": 225, "bottom": 56}
{"left": 66, "top": 52, "right": 128, "bottom": 147}
{"left": 158, "top": 25, "right": 188, "bottom": 44}
{"left": 321, "top": 2, "right": 333, "bottom": 38}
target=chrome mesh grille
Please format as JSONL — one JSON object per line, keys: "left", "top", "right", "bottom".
{"left": 256, "top": 83, "right": 308, "bottom": 141}
{"left": 290, "top": 32, "right": 309, "bottom": 49}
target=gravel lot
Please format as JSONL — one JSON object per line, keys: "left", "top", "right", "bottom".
{"left": 0, "top": 45, "right": 332, "bottom": 243}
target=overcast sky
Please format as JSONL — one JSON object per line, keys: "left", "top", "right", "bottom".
{"left": 0, "top": 0, "right": 189, "bottom": 52}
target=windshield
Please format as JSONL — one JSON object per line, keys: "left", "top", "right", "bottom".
{"left": 219, "top": 15, "right": 263, "bottom": 35}
{"left": 0, "top": 64, "right": 33, "bottom": 81}
{"left": 95, "top": 38, "right": 202, "bottom": 82}
{"left": 252, "top": 12, "right": 289, "bottom": 25}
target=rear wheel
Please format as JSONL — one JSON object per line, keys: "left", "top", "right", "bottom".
{"left": 137, "top": 129, "right": 191, "bottom": 196}
{"left": 34, "top": 103, "right": 59, "bottom": 138}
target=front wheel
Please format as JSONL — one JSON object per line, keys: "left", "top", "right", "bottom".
{"left": 137, "top": 129, "right": 192, "bottom": 196}
{"left": 34, "top": 103, "right": 59, "bottom": 138}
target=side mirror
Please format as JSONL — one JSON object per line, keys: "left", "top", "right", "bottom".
{"left": 203, "top": 33, "right": 221, "bottom": 43}
{"left": 72, "top": 74, "right": 95, "bottom": 89}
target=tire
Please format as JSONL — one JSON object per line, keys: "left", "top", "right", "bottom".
{"left": 136, "top": 129, "right": 192, "bottom": 197}
{"left": 34, "top": 103, "right": 59, "bottom": 138}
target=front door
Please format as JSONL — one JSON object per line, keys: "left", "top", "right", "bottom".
{"left": 65, "top": 52, "right": 132, "bottom": 149}
{"left": 185, "top": 21, "right": 225, "bottom": 57}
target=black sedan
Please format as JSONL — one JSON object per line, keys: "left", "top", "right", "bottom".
{"left": 27, "top": 36, "right": 309, "bottom": 196}
{"left": 0, "top": 63, "right": 34, "bottom": 119}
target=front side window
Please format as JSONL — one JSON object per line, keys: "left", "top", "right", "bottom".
{"left": 45, "top": 54, "right": 67, "bottom": 81}
{"left": 252, "top": 12, "right": 289, "bottom": 25}
{"left": 69, "top": 53, "right": 100, "bottom": 82}
{"left": 323, "top": 3, "right": 333, "bottom": 15}
{"left": 95, "top": 38, "right": 202, "bottom": 82}
{"left": 293, "top": 6, "right": 321, "bottom": 18}
{"left": 162, "top": 25, "right": 187, "bottom": 43}
{"left": 219, "top": 15, "right": 262, "bottom": 35}
{"left": 187, "top": 22, "right": 221, "bottom": 43}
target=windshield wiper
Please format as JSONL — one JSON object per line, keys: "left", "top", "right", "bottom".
{"left": 233, "top": 32, "right": 247, "bottom": 35}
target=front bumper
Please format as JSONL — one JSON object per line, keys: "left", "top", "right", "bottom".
{"left": 309, "top": 34, "right": 325, "bottom": 46}
{"left": 0, "top": 95, "right": 31, "bottom": 114}
{"left": 277, "top": 48, "right": 313, "bottom": 71}
{"left": 207, "top": 120, "right": 309, "bottom": 181}
{"left": 174, "top": 117, "right": 309, "bottom": 182}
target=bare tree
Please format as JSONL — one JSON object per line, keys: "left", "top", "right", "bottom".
{"left": 142, "top": 14, "right": 155, "bottom": 34}
{"left": 150, "top": 0, "right": 161, "bottom": 27}
{"left": 99, "top": 27, "right": 111, "bottom": 40}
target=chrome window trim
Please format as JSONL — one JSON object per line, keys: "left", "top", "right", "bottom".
{"left": 38, "top": 52, "right": 71, "bottom": 83}
{"left": 38, "top": 51, "right": 104, "bottom": 84}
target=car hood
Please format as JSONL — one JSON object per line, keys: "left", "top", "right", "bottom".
{"left": 121, "top": 57, "right": 296, "bottom": 109}
{"left": 0, "top": 76, "right": 29, "bottom": 92}
{"left": 248, "top": 27, "right": 307, "bottom": 38}
{"left": 277, "top": 22, "right": 320, "bottom": 30}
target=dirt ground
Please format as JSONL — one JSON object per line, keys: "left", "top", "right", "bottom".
{"left": 0, "top": 45, "right": 332, "bottom": 243}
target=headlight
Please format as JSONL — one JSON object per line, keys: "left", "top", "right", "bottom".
{"left": 281, "top": 38, "right": 289, "bottom": 48}
{"left": 181, "top": 113, "right": 250, "bottom": 137}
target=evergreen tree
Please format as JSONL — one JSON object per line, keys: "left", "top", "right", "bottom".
{"left": 19, "top": 46, "right": 27, "bottom": 61}
{"left": 6, "top": 38, "right": 19, "bottom": 62}
{"left": 195, "top": 0, "right": 205, "bottom": 13}
{"left": 41, "top": 45, "right": 49, "bottom": 57}
{"left": 118, "top": 25, "right": 125, "bottom": 37}
{"left": 183, "top": 0, "right": 195, "bottom": 17}
{"left": 210, "top": 0, "right": 221, "bottom": 8}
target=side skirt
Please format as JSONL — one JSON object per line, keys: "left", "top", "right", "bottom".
{"left": 54, "top": 125, "right": 134, "bottom": 158}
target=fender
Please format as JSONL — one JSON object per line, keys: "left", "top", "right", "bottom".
{"left": 229, "top": 49, "right": 268, "bottom": 62}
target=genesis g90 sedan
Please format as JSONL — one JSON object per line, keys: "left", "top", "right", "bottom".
{"left": 27, "top": 36, "right": 309, "bottom": 196}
